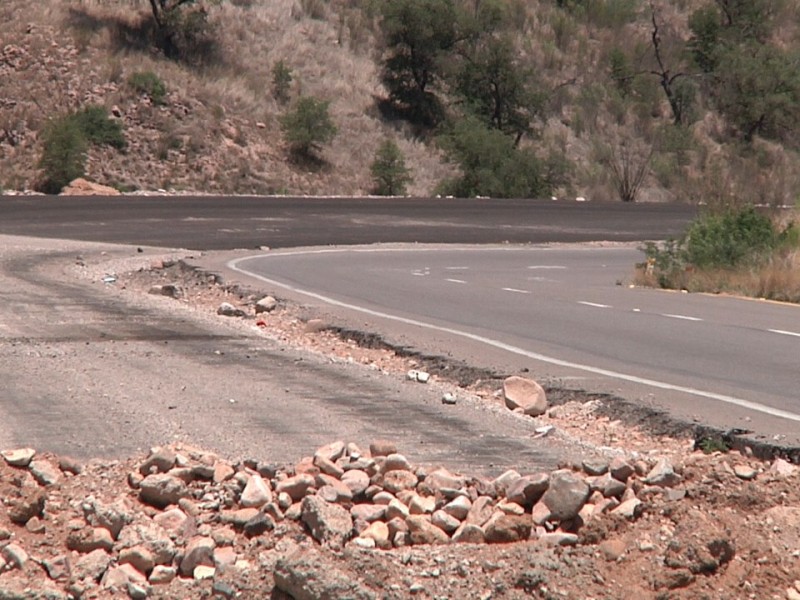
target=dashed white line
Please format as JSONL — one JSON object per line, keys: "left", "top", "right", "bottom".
{"left": 528, "top": 265, "right": 567, "bottom": 270}
{"left": 445, "top": 278, "right": 467, "bottom": 284}
{"left": 662, "top": 314, "right": 703, "bottom": 322}
{"left": 578, "top": 301, "right": 610, "bottom": 308}
{"left": 445, "top": 266, "right": 470, "bottom": 270}
{"left": 769, "top": 329, "right": 800, "bottom": 338}
{"left": 502, "top": 287, "right": 530, "bottom": 294}
{"left": 229, "top": 252, "right": 800, "bottom": 424}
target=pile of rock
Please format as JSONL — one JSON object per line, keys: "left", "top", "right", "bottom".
{"left": 4, "top": 441, "right": 790, "bottom": 598}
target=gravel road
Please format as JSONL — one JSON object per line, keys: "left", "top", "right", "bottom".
{"left": 0, "top": 235, "right": 578, "bottom": 475}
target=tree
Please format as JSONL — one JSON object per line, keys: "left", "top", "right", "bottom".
{"left": 713, "top": 43, "right": 800, "bottom": 143}
{"left": 146, "top": 0, "right": 219, "bottom": 60}
{"left": 280, "top": 97, "right": 337, "bottom": 160}
{"left": 437, "top": 116, "right": 550, "bottom": 199}
{"left": 370, "top": 139, "right": 412, "bottom": 196}
{"left": 378, "top": 0, "right": 461, "bottom": 126}
{"left": 38, "top": 117, "right": 88, "bottom": 194}
{"left": 648, "top": 4, "right": 696, "bottom": 126}
{"left": 454, "top": 34, "right": 542, "bottom": 144}
{"left": 688, "top": 0, "right": 800, "bottom": 144}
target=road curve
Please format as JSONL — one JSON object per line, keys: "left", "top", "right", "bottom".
{"left": 224, "top": 245, "right": 800, "bottom": 445}
{"left": 0, "top": 195, "right": 696, "bottom": 249}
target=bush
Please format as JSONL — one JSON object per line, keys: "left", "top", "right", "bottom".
{"left": 640, "top": 206, "right": 791, "bottom": 289}
{"left": 280, "top": 97, "right": 338, "bottom": 159}
{"left": 72, "top": 106, "right": 126, "bottom": 150}
{"left": 684, "top": 206, "right": 777, "bottom": 269}
{"left": 437, "top": 117, "right": 550, "bottom": 199}
{"left": 128, "top": 71, "right": 167, "bottom": 105}
{"left": 38, "top": 117, "right": 88, "bottom": 194}
{"left": 271, "top": 61, "right": 293, "bottom": 105}
{"left": 370, "top": 139, "right": 412, "bottom": 195}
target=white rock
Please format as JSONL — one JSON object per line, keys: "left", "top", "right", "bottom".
{"left": 1, "top": 448, "right": 36, "bottom": 467}
{"left": 241, "top": 474, "right": 273, "bottom": 508}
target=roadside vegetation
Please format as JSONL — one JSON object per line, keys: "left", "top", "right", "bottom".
{"left": 637, "top": 206, "right": 800, "bottom": 302}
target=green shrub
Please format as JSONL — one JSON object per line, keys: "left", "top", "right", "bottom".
{"left": 280, "top": 96, "right": 338, "bottom": 159}
{"left": 72, "top": 106, "right": 126, "bottom": 150}
{"left": 641, "top": 206, "right": 790, "bottom": 289}
{"left": 685, "top": 206, "right": 777, "bottom": 269}
{"left": 437, "top": 117, "right": 550, "bottom": 199}
{"left": 370, "top": 139, "right": 412, "bottom": 195}
{"left": 128, "top": 71, "right": 167, "bottom": 105}
{"left": 38, "top": 117, "right": 88, "bottom": 194}
{"left": 271, "top": 61, "right": 293, "bottom": 105}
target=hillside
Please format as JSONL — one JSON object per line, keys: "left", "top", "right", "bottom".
{"left": 1, "top": 0, "right": 799, "bottom": 201}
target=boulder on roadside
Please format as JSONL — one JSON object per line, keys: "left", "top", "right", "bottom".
{"left": 255, "top": 296, "right": 278, "bottom": 314}
{"left": 541, "top": 470, "right": 590, "bottom": 522}
{"left": 502, "top": 376, "right": 548, "bottom": 416}
{"left": 301, "top": 496, "right": 354, "bottom": 550}
{"left": 60, "top": 178, "right": 121, "bottom": 196}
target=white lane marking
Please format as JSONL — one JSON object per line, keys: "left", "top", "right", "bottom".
{"left": 769, "top": 329, "right": 800, "bottom": 338}
{"left": 445, "top": 278, "right": 467, "bottom": 284}
{"left": 445, "top": 266, "right": 470, "bottom": 270}
{"left": 502, "top": 287, "right": 530, "bottom": 294}
{"left": 662, "top": 314, "right": 703, "bottom": 322}
{"left": 528, "top": 265, "right": 566, "bottom": 270}
{"left": 578, "top": 301, "right": 610, "bottom": 308}
{"left": 228, "top": 253, "right": 800, "bottom": 424}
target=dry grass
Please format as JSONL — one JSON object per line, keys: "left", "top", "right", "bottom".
{"left": 0, "top": 0, "right": 452, "bottom": 195}
{"left": 635, "top": 250, "right": 800, "bottom": 304}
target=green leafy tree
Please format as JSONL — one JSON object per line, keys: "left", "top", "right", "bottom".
{"left": 688, "top": 5, "right": 722, "bottom": 73}
{"left": 271, "top": 60, "right": 293, "bottom": 105}
{"left": 38, "top": 117, "right": 88, "bottom": 194}
{"left": 280, "top": 97, "right": 337, "bottom": 160}
{"left": 454, "top": 35, "right": 541, "bottom": 144}
{"left": 713, "top": 43, "right": 800, "bottom": 143}
{"left": 689, "top": 0, "right": 799, "bottom": 143}
{"left": 370, "top": 139, "right": 412, "bottom": 195}
{"left": 437, "top": 117, "right": 550, "bottom": 199}
{"left": 378, "top": 0, "right": 460, "bottom": 126}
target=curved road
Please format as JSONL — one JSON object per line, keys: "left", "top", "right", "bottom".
{"left": 4, "top": 194, "right": 795, "bottom": 445}
{"left": 224, "top": 245, "right": 800, "bottom": 444}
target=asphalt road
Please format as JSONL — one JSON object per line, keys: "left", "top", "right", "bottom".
{"left": 224, "top": 245, "right": 800, "bottom": 444}
{"left": 0, "top": 195, "right": 696, "bottom": 249}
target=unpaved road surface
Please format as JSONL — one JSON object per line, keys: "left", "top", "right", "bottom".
{"left": 0, "top": 235, "right": 578, "bottom": 474}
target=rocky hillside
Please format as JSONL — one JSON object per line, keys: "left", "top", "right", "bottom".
{"left": 1, "top": 0, "right": 799, "bottom": 201}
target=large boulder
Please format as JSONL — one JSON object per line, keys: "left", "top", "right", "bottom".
{"left": 502, "top": 376, "right": 548, "bottom": 416}
{"left": 301, "top": 496, "right": 353, "bottom": 550}
{"left": 541, "top": 470, "right": 590, "bottom": 521}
